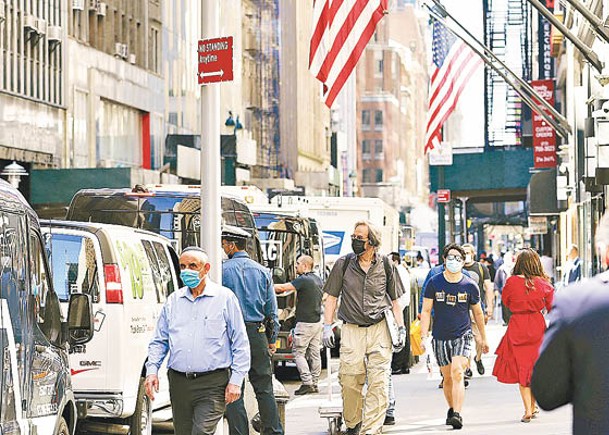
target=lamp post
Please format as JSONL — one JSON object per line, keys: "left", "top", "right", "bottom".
{"left": 1, "top": 161, "right": 28, "bottom": 189}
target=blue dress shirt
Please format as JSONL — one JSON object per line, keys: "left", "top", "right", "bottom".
{"left": 146, "top": 280, "right": 251, "bottom": 386}
{"left": 222, "top": 251, "right": 280, "bottom": 342}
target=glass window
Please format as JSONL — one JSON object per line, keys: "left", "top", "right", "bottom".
{"left": 97, "top": 99, "right": 143, "bottom": 167}
{"left": 362, "top": 110, "right": 370, "bottom": 130}
{"left": 362, "top": 169, "right": 372, "bottom": 183}
{"left": 375, "top": 140, "right": 383, "bottom": 154}
{"left": 362, "top": 140, "right": 371, "bottom": 154}
{"left": 374, "top": 111, "right": 383, "bottom": 129}
{"left": 376, "top": 169, "right": 384, "bottom": 182}
{"left": 45, "top": 233, "right": 100, "bottom": 303}
{"left": 141, "top": 240, "right": 175, "bottom": 304}
{"left": 375, "top": 50, "right": 384, "bottom": 77}
{"left": 29, "top": 234, "right": 60, "bottom": 344}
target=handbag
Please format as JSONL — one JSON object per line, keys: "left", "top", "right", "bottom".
{"left": 410, "top": 319, "right": 424, "bottom": 356}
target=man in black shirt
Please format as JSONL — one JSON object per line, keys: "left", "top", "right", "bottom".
{"left": 275, "top": 255, "right": 323, "bottom": 395}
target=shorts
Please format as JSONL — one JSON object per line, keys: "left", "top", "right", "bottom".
{"left": 432, "top": 332, "right": 473, "bottom": 367}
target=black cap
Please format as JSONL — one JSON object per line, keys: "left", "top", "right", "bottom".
{"left": 221, "top": 225, "right": 251, "bottom": 241}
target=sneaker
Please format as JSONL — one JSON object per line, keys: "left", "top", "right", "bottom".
{"left": 464, "top": 368, "right": 473, "bottom": 379}
{"left": 448, "top": 412, "right": 463, "bottom": 430}
{"left": 294, "top": 384, "right": 315, "bottom": 396}
{"left": 312, "top": 384, "right": 319, "bottom": 393}
{"left": 343, "top": 422, "right": 361, "bottom": 435}
{"left": 383, "top": 415, "right": 395, "bottom": 425}
{"left": 438, "top": 378, "right": 444, "bottom": 389}
{"left": 446, "top": 408, "right": 454, "bottom": 425}
{"left": 464, "top": 379, "right": 469, "bottom": 389}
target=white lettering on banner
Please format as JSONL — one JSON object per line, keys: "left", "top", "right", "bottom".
{"left": 260, "top": 240, "right": 283, "bottom": 267}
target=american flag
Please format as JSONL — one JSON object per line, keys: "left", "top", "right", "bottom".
{"left": 424, "top": 19, "right": 482, "bottom": 153}
{"left": 310, "top": 0, "right": 388, "bottom": 108}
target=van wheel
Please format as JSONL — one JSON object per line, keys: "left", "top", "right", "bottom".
{"left": 55, "top": 417, "right": 69, "bottom": 435}
{"left": 128, "top": 378, "right": 152, "bottom": 435}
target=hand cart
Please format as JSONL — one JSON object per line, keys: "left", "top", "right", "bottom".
{"left": 318, "top": 347, "right": 343, "bottom": 435}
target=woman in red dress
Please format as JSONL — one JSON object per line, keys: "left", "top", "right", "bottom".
{"left": 492, "top": 248, "right": 554, "bottom": 423}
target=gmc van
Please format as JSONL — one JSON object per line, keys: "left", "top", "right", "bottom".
{"left": 42, "top": 221, "right": 180, "bottom": 435}
{"left": 0, "top": 180, "right": 94, "bottom": 435}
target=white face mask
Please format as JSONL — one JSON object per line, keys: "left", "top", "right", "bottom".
{"left": 465, "top": 254, "right": 473, "bottom": 264}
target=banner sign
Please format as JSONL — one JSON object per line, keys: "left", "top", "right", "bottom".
{"left": 538, "top": 1, "right": 554, "bottom": 79}
{"left": 531, "top": 79, "right": 557, "bottom": 168}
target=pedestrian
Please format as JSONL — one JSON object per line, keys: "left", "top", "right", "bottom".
{"left": 322, "top": 221, "right": 406, "bottom": 435}
{"left": 420, "top": 243, "right": 489, "bottom": 430}
{"left": 145, "top": 248, "right": 251, "bottom": 435}
{"left": 494, "top": 251, "right": 516, "bottom": 325}
{"left": 274, "top": 255, "right": 323, "bottom": 396}
{"left": 539, "top": 250, "right": 554, "bottom": 283}
{"left": 390, "top": 251, "right": 412, "bottom": 375}
{"left": 561, "top": 244, "right": 581, "bottom": 286}
{"left": 492, "top": 248, "right": 553, "bottom": 423}
{"left": 462, "top": 244, "right": 494, "bottom": 376}
{"left": 221, "top": 225, "right": 284, "bottom": 435}
{"left": 531, "top": 213, "right": 609, "bottom": 434}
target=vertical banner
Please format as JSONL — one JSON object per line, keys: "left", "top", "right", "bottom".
{"left": 531, "top": 79, "right": 557, "bottom": 168}
{"left": 538, "top": 1, "right": 554, "bottom": 79}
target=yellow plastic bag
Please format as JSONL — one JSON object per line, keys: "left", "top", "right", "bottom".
{"left": 410, "top": 319, "right": 424, "bottom": 356}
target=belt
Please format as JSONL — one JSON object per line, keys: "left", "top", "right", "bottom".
{"left": 344, "top": 320, "right": 381, "bottom": 328}
{"left": 169, "top": 367, "right": 229, "bottom": 380}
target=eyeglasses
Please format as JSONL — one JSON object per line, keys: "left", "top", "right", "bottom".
{"left": 350, "top": 235, "right": 368, "bottom": 241}
{"left": 446, "top": 255, "right": 463, "bottom": 262}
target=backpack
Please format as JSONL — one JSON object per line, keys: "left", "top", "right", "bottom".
{"left": 341, "top": 252, "right": 394, "bottom": 288}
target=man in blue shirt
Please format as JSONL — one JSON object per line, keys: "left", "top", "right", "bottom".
{"left": 420, "top": 243, "right": 489, "bottom": 430}
{"left": 222, "top": 225, "right": 283, "bottom": 435}
{"left": 145, "top": 247, "right": 250, "bottom": 435}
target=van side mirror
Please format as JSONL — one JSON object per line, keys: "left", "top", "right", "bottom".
{"left": 272, "top": 267, "right": 286, "bottom": 284}
{"left": 67, "top": 293, "right": 94, "bottom": 345}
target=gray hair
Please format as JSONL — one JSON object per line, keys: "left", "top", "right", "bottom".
{"left": 354, "top": 220, "right": 382, "bottom": 249}
{"left": 596, "top": 212, "right": 609, "bottom": 250}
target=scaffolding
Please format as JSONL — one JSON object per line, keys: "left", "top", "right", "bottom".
{"left": 484, "top": 0, "right": 533, "bottom": 148}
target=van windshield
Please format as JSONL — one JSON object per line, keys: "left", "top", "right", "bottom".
{"left": 68, "top": 193, "right": 261, "bottom": 262}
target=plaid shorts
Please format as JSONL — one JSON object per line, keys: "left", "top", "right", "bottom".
{"left": 432, "top": 331, "right": 473, "bottom": 367}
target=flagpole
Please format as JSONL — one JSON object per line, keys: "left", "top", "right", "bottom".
{"left": 429, "top": 0, "right": 572, "bottom": 136}
{"left": 425, "top": 5, "right": 570, "bottom": 139}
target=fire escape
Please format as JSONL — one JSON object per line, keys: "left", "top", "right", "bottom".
{"left": 485, "top": 0, "right": 532, "bottom": 148}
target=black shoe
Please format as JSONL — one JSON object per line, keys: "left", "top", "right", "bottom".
{"left": 448, "top": 412, "right": 463, "bottom": 430}
{"left": 475, "top": 358, "right": 485, "bottom": 375}
{"left": 464, "top": 379, "right": 469, "bottom": 389}
{"left": 294, "top": 384, "right": 315, "bottom": 396}
{"left": 312, "top": 384, "right": 319, "bottom": 393}
{"left": 464, "top": 368, "right": 473, "bottom": 379}
{"left": 438, "top": 378, "right": 444, "bottom": 389}
{"left": 404, "top": 368, "right": 410, "bottom": 374}
{"left": 343, "top": 422, "right": 361, "bottom": 435}
{"left": 392, "top": 368, "right": 403, "bottom": 375}
{"left": 384, "top": 415, "right": 395, "bottom": 426}
{"left": 446, "top": 408, "right": 454, "bottom": 425}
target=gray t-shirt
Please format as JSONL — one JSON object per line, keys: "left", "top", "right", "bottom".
{"left": 323, "top": 253, "right": 403, "bottom": 326}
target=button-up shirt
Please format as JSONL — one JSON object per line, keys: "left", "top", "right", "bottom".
{"left": 146, "top": 280, "right": 250, "bottom": 386}
{"left": 222, "top": 251, "right": 279, "bottom": 342}
{"left": 324, "top": 253, "right": 403, "bottom": 326}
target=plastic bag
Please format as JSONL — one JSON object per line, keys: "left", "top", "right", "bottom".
{"left": 410, "top": 319, "right": 424, "bottom": 356}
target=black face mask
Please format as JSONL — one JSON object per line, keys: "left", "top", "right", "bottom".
{"left": 351, "top": 239, "right": 366, "bottom": 256}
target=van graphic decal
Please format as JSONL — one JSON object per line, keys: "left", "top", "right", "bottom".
{"left": 323, "top": 231, "right": 344, "bottom": 255}
{"left": 71, "top": 368, "right": 99, "bottom": 376}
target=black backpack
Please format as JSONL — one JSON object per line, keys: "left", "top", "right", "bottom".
{"left": 341, "top": 252, "right": 394, "bottom": 287}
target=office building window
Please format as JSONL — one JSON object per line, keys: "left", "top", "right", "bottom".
{"left": 362, "top": 140, "right": 371, "bottom": 154}
{"left": 376, "top": 169, "right": 383, "bottom": 182}
{"left": 363, "top": 169, "right": 372, "bottom": 183}
{"left": 374, "top": 111, "right": 383, "bottom": 130}
{"left": 375, "top": 50, "right": 384, "bottom": 77}
{"left": 374, "top": 140, "right": 383, "bottom": 154}
{"left": 362, "top": 110, "right": 370, "bottom": 130}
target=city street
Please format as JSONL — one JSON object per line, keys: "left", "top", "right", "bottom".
{"left": 283, "top": 322, "right": 572, "bottom": 435}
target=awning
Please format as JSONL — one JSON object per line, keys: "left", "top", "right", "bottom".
{"left": 527, "top": 168, "right": 567, "bottom": 215}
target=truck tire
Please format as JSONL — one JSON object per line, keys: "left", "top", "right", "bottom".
{"left": 128, "top": 378, "right": 152, "bottom": 435}
{"left": 55, "top": 417, "right": 69, "bottom": 435}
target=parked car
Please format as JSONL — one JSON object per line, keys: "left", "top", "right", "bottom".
{"left": 41, "top": 220, "right": 181, "bottom": 435}
{"left": 0, "top": 180, "right": 94, "bottom": 435}
{"left": 65, "top": 185, "right": 263, "bottom": 263}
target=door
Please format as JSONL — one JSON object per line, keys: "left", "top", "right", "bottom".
{"left": 0, "top": 298, "right": 22, "bottom": 434}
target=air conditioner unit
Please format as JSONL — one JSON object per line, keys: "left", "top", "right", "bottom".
{"left": 36, "top": 18, "right": 47, "bottom": 35}
{"left": 72, "top": 0, "right": 85, "bottom": 11}
{"left": 114, "top": 42, "right": 124, "bottom": 57}
{"left": 121, "top": 44, "right": 129, "bottom": 59}
{"left": 128, "top": 53, "right": 136, "bottom": 64}
{"left": 97, "top": 2, "right": 107, "bottom": 16}
{"left": 88, "top": 0, "right": 99, "bottom": 10}
{"left": 47, "top": 26, "right": 62, "bottom": 43}
{"left": 24, "top": 15, "right": 38, "bottom": 33}
{"left": 0, "top": 1, "right": 6, "bottom": 23}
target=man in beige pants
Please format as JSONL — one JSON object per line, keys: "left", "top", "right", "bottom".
{"left": 322, "top": 221, "right": 406, "bottom": 435}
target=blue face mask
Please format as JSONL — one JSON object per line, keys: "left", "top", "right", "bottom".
{"left": 445, "top": 259, "right": 463, "bottom": 274}
{"left": 180, "top": 270, "right": 202, "bottom": 289}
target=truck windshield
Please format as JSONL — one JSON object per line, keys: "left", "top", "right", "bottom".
{"left": 68, "top": 193, "right": 262, "bottom": 262}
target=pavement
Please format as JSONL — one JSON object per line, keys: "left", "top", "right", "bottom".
{"left": 282, "top": 321, "right": 573, "bottom": 434}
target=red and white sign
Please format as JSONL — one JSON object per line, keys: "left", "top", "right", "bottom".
{"left": 437, "top": 189, "right": 451, "bottom": 203}
{"left": 198, "top": 37, "right": 234, "bottom": 85}
{"left": 531, "top": 79, "right": 557, "bottom": 168}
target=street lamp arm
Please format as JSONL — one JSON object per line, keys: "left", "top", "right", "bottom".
{"left": 526, "top": 0, "right": 604, "bottom": 73}
{"left": 424, "top": 5, "right": 571, "bottom": 139}
{"left": 562, "top": 0, "right": 609, "bottom": 45}
{"left": 429, "top": 0, "right": 572, "bottom": 136}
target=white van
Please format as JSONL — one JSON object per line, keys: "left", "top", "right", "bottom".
{"left": 0, "top": 180, "right": 94, "bottom": 435}
{"left": 41, "top": 221, "right": 181, "bottom": 435}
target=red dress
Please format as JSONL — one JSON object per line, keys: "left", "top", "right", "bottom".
{"left": 493, "top": 275, "right": 554, "bottom": 387}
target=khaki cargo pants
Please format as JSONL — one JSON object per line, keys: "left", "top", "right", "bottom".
{"left": 339, "top": 319, "right": 392, "bottom": 434}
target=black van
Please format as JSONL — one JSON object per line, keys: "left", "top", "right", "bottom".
{"left": 65, "top": 185, "right": 263, "bottom": 263}
{"left": 0, "top": 179, "right": 94, "bottom": 435}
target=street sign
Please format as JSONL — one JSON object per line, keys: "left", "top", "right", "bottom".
{"left": 437, "top": 189, "right": 451, "bottom": 203}
{"left": 429, "top": 142, "right": 453, "bottom": 166}
{"left": 528, "top": 216, "right": 548, "bottom": 235}
{"left": 198, "top": 37, "right": 234, "bottom": 84}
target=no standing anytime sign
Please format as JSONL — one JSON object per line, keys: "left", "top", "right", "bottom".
{"left": 198, "top": 37, "right": 234, "bottom": 85}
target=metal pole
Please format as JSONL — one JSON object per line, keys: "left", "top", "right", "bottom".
{"left": 562, "top": 0, "right": 609, "bottom": 44}
{"left": 430, "top": 0, "right": 572, "bottom": 136}
{"left": 201, "top": 0, "right": 222, "bottom": 283}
